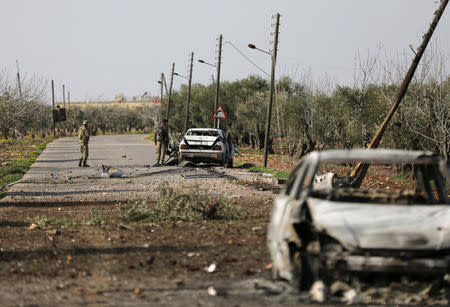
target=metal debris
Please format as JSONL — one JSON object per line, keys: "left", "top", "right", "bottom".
{"left": 28, "top": 223, "right": 39, "bottom": 230}
{"left": 207, "top": 286, "right": 218, "bottom": 296}
{"left": 252, "top": 226, "right": 264, "bottom": 232}
{"left": 99, "top": 165, "right": 124, "bottom": 178}
{"left": 205, "top": 263, "right": 217, "bottom": 273}
{"left": 309, "top": 280, "right": 327, "bottom": 303}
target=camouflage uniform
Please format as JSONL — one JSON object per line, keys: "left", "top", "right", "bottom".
{"left": 154, "top": 121, "right": 169, "bottom": 165}
{"left": 78, "top": 123, "right": 90, "bottom": 167}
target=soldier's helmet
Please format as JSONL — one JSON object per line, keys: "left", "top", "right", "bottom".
{"left": 83, "top": 120, "right": 88, "bottom": 125}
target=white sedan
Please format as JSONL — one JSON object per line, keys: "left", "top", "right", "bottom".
{"left": 268, "top": 149, "right": 450, "bottom": 290}
{"left": 178, "top": 128, "right": 235, "bottom": 167}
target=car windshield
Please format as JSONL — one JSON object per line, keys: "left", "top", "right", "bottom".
{"left": 309, "top": 161, "right": 449, "bottom": 205}
{"left": 186, "top": 130, "right": 219, "bottom": 137}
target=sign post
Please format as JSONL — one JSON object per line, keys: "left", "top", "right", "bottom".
{"left": 212, "top": 105, "right": 227, "bottom": 129}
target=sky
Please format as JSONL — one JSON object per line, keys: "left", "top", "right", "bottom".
{"left": 1, "top": 0, "right": 449, "bottom": 103}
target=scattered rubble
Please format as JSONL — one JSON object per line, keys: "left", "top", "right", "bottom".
{"left": 27, "top": 223, "right": 38, "bottom": 230}
{"left": 309, "top": 280, "right": 327, "bottom": 303}
{"left": 207, "top": 286, "right": 218, "bottom": 296}
{"left": 205, "top": 263, "right": 217, "bottom": 273}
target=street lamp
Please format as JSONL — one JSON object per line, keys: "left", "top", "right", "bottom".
{"left": 173, "top": 72, "right": 188, "bottom": 80}
{"left": 198, "top": 59, "right": 216, "bottom": 68}
{"left": 248, "top": 13, "right": 280, "bottom": 168}
{"left": 247, "top": 44, "right": 271, "bottom": 56}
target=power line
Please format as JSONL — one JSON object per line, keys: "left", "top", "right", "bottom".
{"left": 224, "top": 41, "right": 270, "bottom": 77}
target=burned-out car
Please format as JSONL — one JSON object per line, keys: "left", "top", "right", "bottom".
{"left": 268, "top": 149, "right": 450, "bottom": 289}
{"left": 178, "top": 128, "right": 235, "bottom": 167}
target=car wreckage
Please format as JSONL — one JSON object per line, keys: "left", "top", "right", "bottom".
{"left": 268, "top": 149, "right": 450, "bottom": 290}
{"left": 178, "top": 128, "right": 236, "bottom": 167}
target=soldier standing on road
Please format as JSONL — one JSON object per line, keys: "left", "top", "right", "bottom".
{"left": 154, "top": 119, "right": 169, "bottom": 166}
{"left": 78, "top": 120, "right": 90, "bottom": 167}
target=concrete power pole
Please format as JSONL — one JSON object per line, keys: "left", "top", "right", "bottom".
{"left": 351, "top": 0, "right": 449, "bottom": 187}
{"left": 184, "top": 52, "right": 194, "bottom": 132}
{"left": 51, "top": 80, "right": 56, "bottom": 136}
{"left": 214, "top": 34, "right": 222, "bottom": 129}
{"left": 263, "top": 13, "right": 280, "bottom": 168}
{"left": 166, "top": 63, "right": 175, "bottom": 120}
{"left": 162, "top": 73, "right": 169, "bottom": 95}
{"left": 16, "top": 60, "right": 22, "bottom": 98}
{"left": 68, "top": 90, "right": 70, "bottom": 109}
{"left": 160, "top": 73, "right": 164, "bottom": 102}
{"left": 158, "top": 73, "right": 164, "bottom": 123}
{"left": 62, "top": 85, "right": 66, "bottom": 108}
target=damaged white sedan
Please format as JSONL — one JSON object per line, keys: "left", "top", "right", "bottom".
{"left": 178, "top": 128, "right": 235, "bottom": 167}
{"left": 268, "top": 149, "right": 450, "bottom": 290}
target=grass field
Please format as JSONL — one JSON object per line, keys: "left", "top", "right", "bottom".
{"left": 0, "top": 137, "right": 54, "bottom": 194}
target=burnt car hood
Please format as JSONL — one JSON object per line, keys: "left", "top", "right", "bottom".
{"left": 307, "top": 198, "right": 450, "bottom": 251}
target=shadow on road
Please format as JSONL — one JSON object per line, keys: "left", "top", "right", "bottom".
{"left": 0, "top": 245, "right": 210, "bottom": 261}
{"left": 0, "top": 200, "right": 123, "bottom": 208}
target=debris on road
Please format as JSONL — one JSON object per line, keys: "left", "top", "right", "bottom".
{"left": 252, "top": 226, "right": 264, "bottom": 232}
{"left": 99, "top": 165, "right": 124, "bottom": 178}
{"left": 207, "top": 286, "right": 217, "bottom": 296}
{"left": 46, "top": 229, "right": 61, "bottom": 235}
{"left": 205, "top": 263, "right": 217, "bottom": 273}
{"left": 187, "top": 252, "right": 200, "bottom": 257}
{"left": 309, "top": 280, "right": 327, "bottom": 303}
{"left": 181, "top": 167, "right": 226, "bottom": 179}
{"left": 28, "top": 223, "right": 39, "bottom": 230}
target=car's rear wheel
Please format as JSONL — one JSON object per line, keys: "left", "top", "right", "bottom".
{"left": 226, "top": 157, "right": 233, "bottom": 168}
{"left": 221, "top": 154, "right": 227, "bottom": 167}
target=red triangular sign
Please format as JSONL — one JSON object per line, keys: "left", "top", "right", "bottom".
{"left": 212, "top": 105, "right": 227, "bottom": 119}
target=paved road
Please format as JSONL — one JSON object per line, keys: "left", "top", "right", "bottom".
{"left": 0, "top": 134, "right": 176, "bottom": 205}
{"left": 0, "top": 134, "right": 257, "bottom": 206}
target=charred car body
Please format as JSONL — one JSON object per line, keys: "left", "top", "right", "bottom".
{"left": 268, "top": 149, "right": 450, "bottom": 289}
{"left": 178, "top": 128, "right": 235, "bottom": 167}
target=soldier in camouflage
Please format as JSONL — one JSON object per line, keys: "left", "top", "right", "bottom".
{"left": 154, "top": 119, "right": 169, "bottom": 166}
{"left": 78, "top": 120, "right": 90, "bottom": 167}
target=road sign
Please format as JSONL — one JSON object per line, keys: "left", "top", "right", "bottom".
{"left": 212, "top": 105, "right": 227, "bottom": 119}
{"left": 52, "top": 107, "right": 67, "bottom": 122}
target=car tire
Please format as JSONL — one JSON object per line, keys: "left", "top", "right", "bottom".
{"left": 286, "top": 250, "right": 317, "bottom": 291}
{"left": 221, "top": 155, "right": 227, "bottom": 167}
{"left": 226, "top": 157, "right": 233, "bottom": 168}
{"left": 290, "top": 250, "right": 303, "bottom": 290}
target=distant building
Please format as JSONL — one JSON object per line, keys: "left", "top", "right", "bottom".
{"left": 114, "top": 93, "right": 125, "bottom": 103}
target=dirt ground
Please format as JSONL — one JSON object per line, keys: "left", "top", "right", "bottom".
{"left": 0, "top": 163, "right": 309, "bottom": 306}
{"left": 0, "top": 137, "right": 448, "bottom": 306}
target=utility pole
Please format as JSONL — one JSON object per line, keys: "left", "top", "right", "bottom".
{"left": 160, "top": 73, "right": 164, "bottom": 102}
{"left": 214, "top": 34, "right": 222, "bottom": 129}
{"left": 263, "top": 13, "right": 280, "bottom": 168}
{"left": 16, "top": 60, "right": 22, "bottom": 98}
{"left": 351, "top": 0, "right": 449, "bottom": 187}
{"left": 68, "top": 90, "right": 70, "bottom": 109}
{"left": 162, "top": 73, "right": 169, "bottom": 95}
{"left": 158, "top": 73, "right": 164, "bottom": 123}
{"left": 51, "top": 80, "right": 56, "bottom": 136}
{"left": 62, "top": 85, "right": 66, "bottom": 108}
{"left": 166, "top": 63, "right": 175, "bottom": 120}
{"left": 184, "top": 52, "right": 194, "bottom": 132}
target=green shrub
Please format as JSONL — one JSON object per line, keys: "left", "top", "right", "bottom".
{"left": 118, "top": 184, "right": 242, "bottom": 223}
